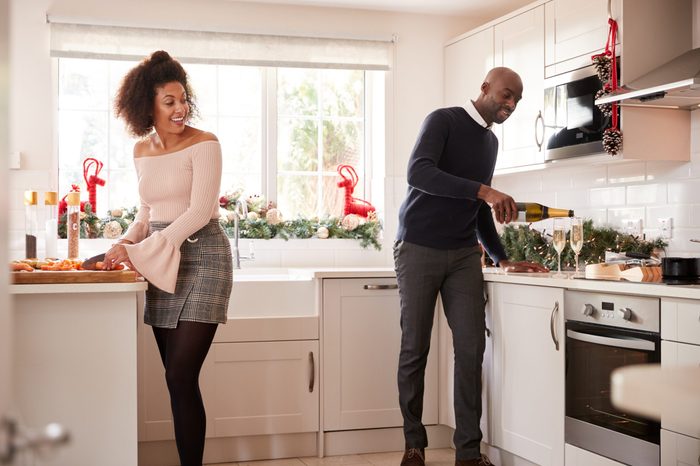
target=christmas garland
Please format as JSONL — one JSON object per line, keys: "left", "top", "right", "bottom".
{"left": 498, "top": 219, "right": 667, "bottom": 270}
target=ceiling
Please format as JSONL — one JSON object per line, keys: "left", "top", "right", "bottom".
{"left": 227, "top": 0, "right": 535, "bottom": 17}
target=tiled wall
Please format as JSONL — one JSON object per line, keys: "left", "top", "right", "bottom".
{"left": 491, "top": 111, "right": 700, "bottom": 257}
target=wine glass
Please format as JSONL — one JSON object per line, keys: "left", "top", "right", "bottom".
{"left": 552, "top": 218, "right": 567, "bottom": 278}
{"left": 570, "top": 217, "right": 584, "bottom": 277}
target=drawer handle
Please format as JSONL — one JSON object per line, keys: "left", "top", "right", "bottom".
{"left": 363, "top": 284, "right": 398, "bottom": 290}
{"left": 308, "top": 352, "right": 315, "bottom": 393}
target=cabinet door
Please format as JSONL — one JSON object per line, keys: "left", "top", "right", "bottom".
{"left": 544, "top": 0, "right": 621, "bottom": 68}
{"left": 661, "top": 429, "right": 700, "bottom": 466}
{"left": 490, "top": 283, "right": 564, "bottom": 466}
{"left": 140, "top": 336, "right": 319, "bottom": 440}
{"left": 323, "top": 278, "right": 438, "bottom": 431}
{"left": 493, "top": 6, "right": 545, "bottom": 170}
{"left": 444, "top": 28, "right": 494, "bottom": 107}
{"left": 661, "top": 340, "right": 700, "bottom": 439}
{"left": 201, "top": 340, "right": 319, "bottom": 437}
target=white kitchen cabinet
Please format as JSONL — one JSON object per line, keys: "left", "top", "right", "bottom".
{"left": 544, "top": 0, "right": 621, "bottom": 73}
{"left": 322, "top": 278, "right": 438, "bottom": 431}
{"left": 201, "top": 340, "right": 319, "bottom": 437}
{"left": 444, "top": 27, "right": 494, "bottom": 108}
{"left": 139, "top": 320, "right": 319, "bottom": 442}
{"left": 490, "top": 283, "right": 565, "bottom": 466}
{"left": 661, "top": 429, "right": 700, "bottom": 466}
{"left": 493, "top": 5, "right": 545, "bottom": 170}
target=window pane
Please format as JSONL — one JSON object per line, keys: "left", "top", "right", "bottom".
{"left": 322, "top": 120, "right": 363, "bottom": 171}
{"left": 58, "top": 58, "right": 109, "bottom": 110}
{"left": 321, "top": 69, "right": 364, "bottom": 117}
{"left": 278, "top": 118, "right": 318, "bottom": 172}
{"left": 109, "top": 117, "right": 139, "bottom": 170}
{"left": 58, "top": 110, "right": 108, "bottom": 171}
{"left": 107, "top": 169, "right": 139, "bottom": 211}
{"left": 278, "top": 68, "right": 318, "bottom": 116}
{"left": 219, "top": 66, "right": 262, "bottom": 117}
{"left": 321, "top": 174, "right": 345, "bottom": 217}
{"left": 219, "top": 116, "right": 262, "bottom": 193}
{"left": 277, "top": 174, "right": 318, "bottom": 218}
{"left": 187, "top": 64, "right": 218, "bottom": 117}
{"left": 108, "top": 60, "right": 137, "bottom": 98}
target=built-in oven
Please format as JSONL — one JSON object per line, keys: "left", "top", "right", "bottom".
{"left": 564, "top": 290, "right": 660, "bottom": 466}
{"left": 543, "top": 63, "right": 620, "bottom": 161}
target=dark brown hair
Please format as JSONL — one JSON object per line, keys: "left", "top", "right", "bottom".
{"left": 114, "top": 50, "right": 198, "bottom": 137}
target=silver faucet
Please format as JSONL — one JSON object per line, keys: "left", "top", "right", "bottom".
{"left": 232, "top": 199, "right": 255, "bottom": 269}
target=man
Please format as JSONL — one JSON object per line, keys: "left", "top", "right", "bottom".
{"left": 394, "top": 67, "right": 548, "bottom": 466}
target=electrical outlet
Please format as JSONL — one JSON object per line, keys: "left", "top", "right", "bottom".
{"left": 658, "top": 217, "right": 673, "bottom": 239}
{"left": 623, "top": 218, "right": 643, "bottom": 236}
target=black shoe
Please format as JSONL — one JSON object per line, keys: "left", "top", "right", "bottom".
{"left": 400, "top": 448, "right": 425, "bottom": 466}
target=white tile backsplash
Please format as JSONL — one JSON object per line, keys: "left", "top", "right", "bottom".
{"left": 668, "top": 179, "right": 700, "bottom": 204}
{"left": 607, "top": 207, "right": 646, "bottom": 230}
{"left": 590, "top": 187, "right": 626, "bottom": 207}
{"left": 626, "top": 183, "right": 667, "bottom": 205}
{"left": 607, "top": 162, "right": 646, "bottom": 184}
{"left": 647, "top": 205, "right": 693, "bottom": 228}
{"left": 556, "top": 189, "right": 590, "bottom": 208}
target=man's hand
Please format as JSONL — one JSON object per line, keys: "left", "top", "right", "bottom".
{"left": 498, "top": 260, "right": 549, "bottom": 273}
{"left": 477, "top": 184, "right": 518, "bottom": 224}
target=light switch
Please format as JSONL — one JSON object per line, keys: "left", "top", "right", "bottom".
{"left": 658, "top": 217, "right": 673, "bottom": 239}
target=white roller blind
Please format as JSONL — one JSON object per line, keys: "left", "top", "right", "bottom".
{"left": 49, "top": 21, "right": 393, "bottom": 70}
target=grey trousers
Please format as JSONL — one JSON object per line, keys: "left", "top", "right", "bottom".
{"left": 393, "top": 240, "right": 486, "bottom": 461}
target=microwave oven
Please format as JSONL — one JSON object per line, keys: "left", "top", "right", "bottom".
{"left": 542, "top": 64, "right": 619, "bottom": 161}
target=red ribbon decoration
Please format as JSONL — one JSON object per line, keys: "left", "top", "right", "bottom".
{"left": 592, "top": 18, "right": 620, "bottom": 130}
{"left": 58, "top": 184, "right": 85, "bottom": 217}
{"left": 83, "top": 158, "right": 105, "bottom": 214}
{"left": 336, "top": 164, "right": 376, "bottom": 218}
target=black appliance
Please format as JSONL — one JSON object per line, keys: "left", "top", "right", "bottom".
{"left": 565, "top": 290, "right": 660, "bottom": 466}
{"left": 542, "top": 64, "right": 619, "bottom": 161}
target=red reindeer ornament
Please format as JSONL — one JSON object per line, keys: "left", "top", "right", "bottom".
{"left": 336, "top": 164, "right": 375, "bottom": 218}
{"left": 83, "top": 157, "right": 105, "bottom": 213}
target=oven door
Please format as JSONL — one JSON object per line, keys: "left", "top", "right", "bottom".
{"left": 565, "top": 320, "right": 661, "bottom": 466}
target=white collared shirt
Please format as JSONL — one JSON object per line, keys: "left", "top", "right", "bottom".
{"left": 463, "top": 100, "right": 492, "bottom": 129}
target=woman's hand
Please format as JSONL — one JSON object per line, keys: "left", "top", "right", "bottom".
{"left": 498, "top": 260, "right": 549, "bottom": 273}
{"left": 102, "top": 243, "right": 137, "bottom": 273}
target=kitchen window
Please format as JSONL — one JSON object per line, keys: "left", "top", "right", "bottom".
{"left": 56, "top": 57, "right": 382, "bottom": 218}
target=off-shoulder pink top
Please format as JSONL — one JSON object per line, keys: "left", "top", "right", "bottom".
{"left": 120, "top": 140, "right": 222, "bottom": 293}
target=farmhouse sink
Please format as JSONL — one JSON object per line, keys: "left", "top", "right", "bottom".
{"left": 228, "top": 267, "right": 315, "bottom": 317}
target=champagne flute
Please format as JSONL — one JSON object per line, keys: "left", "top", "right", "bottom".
{"left": 552, "top": 218, "right": 567, "bottom": 278}
{"left": 570, "top": 217, "right": 584, "bottom": 277}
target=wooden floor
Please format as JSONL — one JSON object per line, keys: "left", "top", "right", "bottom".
{"left": 209, "top": 448, "right": 457, "bottom": 466}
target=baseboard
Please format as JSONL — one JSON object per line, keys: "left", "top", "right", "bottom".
{"left": 323, "top": 425, "right": 455, "bottom": 457}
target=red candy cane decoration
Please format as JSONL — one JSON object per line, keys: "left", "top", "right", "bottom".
{"left": 336, "top": 164, "right": 376, "bottom": 218}
{"left": 83, "top": 158, "right": 105, "bottom": 213}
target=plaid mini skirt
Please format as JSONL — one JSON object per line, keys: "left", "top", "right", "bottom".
{"left": 144, "top": 220, "right": 233, "bottom": 329}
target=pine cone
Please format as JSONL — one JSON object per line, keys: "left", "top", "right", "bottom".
{"left": 595, "top": 89, "right": 613, "bottom": 118}
{"left": 593, "top": 55, "right": 612, "bottom": 83}
{"left": 603, "top": 128, "right": 622, "bottom": 155}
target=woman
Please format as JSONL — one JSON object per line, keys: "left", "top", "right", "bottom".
{"left": 105, "top": 50, "right": 233, "bottom": 466}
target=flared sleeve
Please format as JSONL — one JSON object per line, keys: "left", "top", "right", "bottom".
{"left": 120, "top": 198, "right": 151, "bottom": 244}
{"left": 123, "top": 142, "right": 222, "bottom": 293}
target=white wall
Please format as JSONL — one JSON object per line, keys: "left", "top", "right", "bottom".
{"left": 492, "top": 0, "right": 700, "bottom": 257}
{"left": 7, "top": 0, "right": 475, "bottom": 264}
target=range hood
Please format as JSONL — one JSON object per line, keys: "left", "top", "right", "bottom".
{"left": 595, "top": 47, "right": 700, "bottom": 110}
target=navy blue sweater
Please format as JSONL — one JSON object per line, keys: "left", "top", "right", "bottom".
{"left": 397, "top": 107, "right": 507, "bottom": 264}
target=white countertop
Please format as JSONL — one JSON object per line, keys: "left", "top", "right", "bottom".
{"left": 9, "top": 280, "right": 148, "bottom": 294}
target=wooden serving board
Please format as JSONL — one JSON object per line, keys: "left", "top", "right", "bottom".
{"left": 12, "top": 270, "right": 138, "bottom": 284}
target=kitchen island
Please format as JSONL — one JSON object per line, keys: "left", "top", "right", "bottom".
{"left": 10, "top": 280, "right": 147, "bottom": 466}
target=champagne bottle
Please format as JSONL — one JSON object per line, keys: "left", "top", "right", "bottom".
{"left": 515, "top": 202, "right": 574, "bottom": 222}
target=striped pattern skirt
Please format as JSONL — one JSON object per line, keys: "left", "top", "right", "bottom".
{"left": 144, "top": 220, "right": 233, "bottom": 328}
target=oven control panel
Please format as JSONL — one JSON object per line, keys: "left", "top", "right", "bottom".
{"left": 565, "top": 290, "right": 660, "bottom": 331}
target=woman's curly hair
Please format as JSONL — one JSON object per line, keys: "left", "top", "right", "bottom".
{"left": 114, "top": 50, "right": 199, "bottom": 137}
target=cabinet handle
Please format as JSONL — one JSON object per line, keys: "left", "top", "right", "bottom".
{"left": 535, "top": 110, "right": 545, "bottom": 152}
{"left": 363, "top": 284, "right": 398, "bottom": 290}
{"left": 308, "top": 352, "right": 315, "bottom": 393}
{"left": 550, "top": 301, "right": 560, "bottom": 351}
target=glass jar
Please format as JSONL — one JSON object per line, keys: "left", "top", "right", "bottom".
{"left": 66, "top": 192, "right": 81, "bottom": 259}
{"left": 44, "top": 191, "right": 58, "bottom": 259}
{"left": 24, "top": 190, "right": 38, "bottom": 259}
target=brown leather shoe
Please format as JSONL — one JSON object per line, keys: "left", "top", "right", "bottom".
{"left": 455, "top": 454, "right": 494, "bottom": 466}
{"left": 400, "top": 448, "right": 425, "bottom": 466}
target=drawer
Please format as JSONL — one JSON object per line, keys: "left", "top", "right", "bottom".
{"left": 662, "top": 299, "right": 700, "bottom": 345}
{"left": 661, "top": 341, "right": 700, "bottom": 438}
{"left": 661, "top": 429, "right": 700, "bottom": 466}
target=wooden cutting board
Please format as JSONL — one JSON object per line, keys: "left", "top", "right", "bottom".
{"left": 12, "top": 270, "right": 138, "bottom": 284}
{"left": 584, "top": 263, "right": 662, "bottom": 282}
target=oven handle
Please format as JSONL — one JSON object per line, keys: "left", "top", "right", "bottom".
{"left": 566, "top": 329, "right": 656, "bottom": 351}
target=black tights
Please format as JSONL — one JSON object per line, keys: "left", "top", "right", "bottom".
{"left": 152, "top": 321, "right": 218, "bottom": 466}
